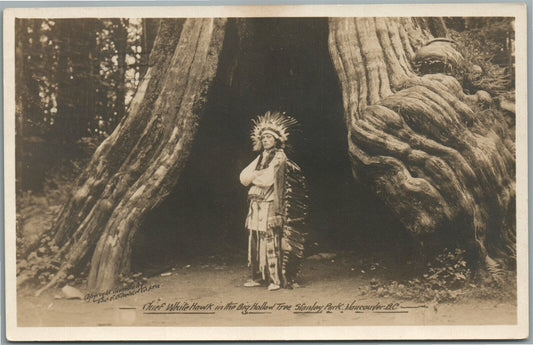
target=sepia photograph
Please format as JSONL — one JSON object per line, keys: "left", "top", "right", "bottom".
{"left": 3, "top": 3, "right": 528, "bottom": 341}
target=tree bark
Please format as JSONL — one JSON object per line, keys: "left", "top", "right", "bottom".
{"left": 15, "top": 20, "right": 28, "bottom": 186}
{"left": 328, "top": 17, "right": 515, "bottom": 272}
{"left": 112, "top": 18, "right": 127, "bottom": 130}
{"left": 27, "top": 18, "right": 227, "bottom": 294}
{"left": 55, "top": 19, "right": 97, "bottom": 145}
{"left": 140, "top": 18, "right": 159, "bottom": 81}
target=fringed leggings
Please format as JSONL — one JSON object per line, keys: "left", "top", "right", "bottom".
{"left": 248, "top": 229, "right": 282, "bottom": 285}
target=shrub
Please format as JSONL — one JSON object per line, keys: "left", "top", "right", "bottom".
{"left": 368, "top": 248, "right": 472, "bottom": 303}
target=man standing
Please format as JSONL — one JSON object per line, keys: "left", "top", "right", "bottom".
{"left": 240, "top": 111, "right": 308, "bottom": 291}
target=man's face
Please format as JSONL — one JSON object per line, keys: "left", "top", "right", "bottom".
{"left": 261, "top": 133, "right": 276, "bottom": 150}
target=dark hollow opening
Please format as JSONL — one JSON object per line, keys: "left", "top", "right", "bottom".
{"left": 132, "top": 18, "right": 414, "bottom": 275}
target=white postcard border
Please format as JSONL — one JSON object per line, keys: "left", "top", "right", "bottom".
{"left": 3, "top": 3, "right": 528, "bottom": 341}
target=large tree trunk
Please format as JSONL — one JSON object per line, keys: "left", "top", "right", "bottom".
{"left": 328, "top": 17, "right": 515, "bottom": 272}
{"left": 20, "top": 16, "right": 514, "bottom": 294}
{"left": 24, "top": 18, "right": 227, "bottom": 293}
{"left": 55, "top": 19, "right": 98, "bottom": 146}
{"left": 15, "top": 20, "right": 29, "bottom": 186}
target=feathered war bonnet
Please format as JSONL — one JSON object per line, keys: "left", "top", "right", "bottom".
{"left": 250, "top": 111, "right": 298, "bottom": 151}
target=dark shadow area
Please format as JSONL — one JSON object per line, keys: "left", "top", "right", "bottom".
{"left": 131, "top": 18, "right": 416, "bottom": 275}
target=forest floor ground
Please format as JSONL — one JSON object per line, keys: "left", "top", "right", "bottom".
{"left": 15, "top": 161, "right": 517, "bottom": 328}
{"left": 17, "top": 254, "right": 516, "bottom": 327}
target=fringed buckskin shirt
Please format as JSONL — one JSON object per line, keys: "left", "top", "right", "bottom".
{"left": 240, "top": 150, "right": 286, "bottom": 232}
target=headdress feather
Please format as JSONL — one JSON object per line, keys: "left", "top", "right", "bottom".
{"left": 251, "top": 111, "right": 298, "bottom": 151}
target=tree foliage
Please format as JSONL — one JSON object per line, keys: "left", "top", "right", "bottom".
{"left": 445, "top": 17, "right": 514, "bottom": 95}
{"left": 16, "top": 18, "right": 152, "bottom": 190}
